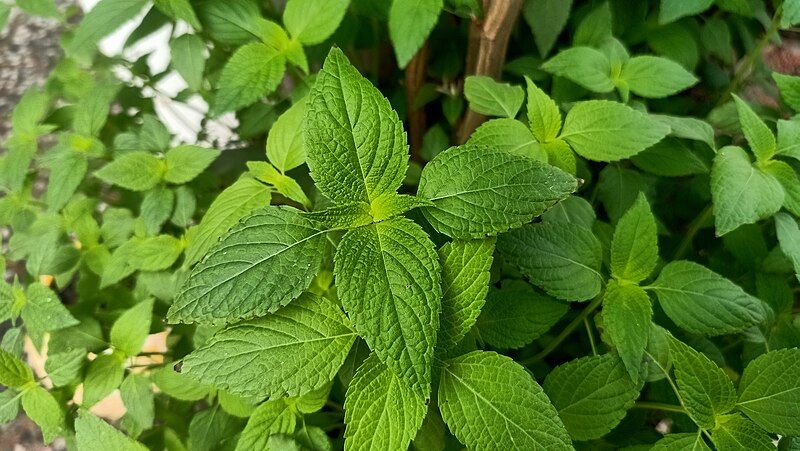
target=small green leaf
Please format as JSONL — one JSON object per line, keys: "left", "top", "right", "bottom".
{"left": 119, "top": 373, "right": 154, "bottom": 437}
{"left": 266, "top": 97, "right": 307, "bottom": 172}
{"left": 573, "top": 1, "right": 612, "bottom": 47}
{"left": 235, "top": 399, "right": 296, "bottom": 451}
{"left": 196, "top": 0, "right": 261, "bottom": 45}
{"left": 163, "top": 145, "right": 220, "bottom": 184}
{"left": 651, "top": 432, "right": 711, "bottom": 450}
{"left": 610, "top": 193, "right": 658, "bottom": 283}
{"left": 67, "top": 0, "right": 150, "bottom": 57}
{"left": 170, "top": 34, "right": 206, "bottom": 91}
{"left": 95, "top": 152, "right": 163, "bottom": 192}
{"left": 522, "top": 0, "right": 572, "bottom": 57}
{"left": 542, "top": 47, "right": 614, "bottom": 93}
{"left": 75, "top": 411, "right": 148, "bottom": 451}
{"left": 154, "top": 0, "right": 201, "bottom": 29}
{"left": 188, "top": 405, "right": 240, "bottom": 451}
{"left": 22, "top": 386, "right": 63, "bottom": 444}
{"left": 602, "top": 281, "right": 652, "bottom": 382}
{"left": 21, "top": 283, "right": 79, "bottom": 337}
{"left": 283, "top": 0, "right": 350, "bottom": 45}
{"left": 463, "top": 76, "right": 525, "bottom": 118}
{"left": 389, "top": 0, "right": 442, "bottom": 68}
{"left": 659, "top": 0, "right": 713, "bottom": 24}
{"left": 737, "top": 348, "right": 800, "bottom": 435}
{"left": 525, "top": 77, "right": 562, "bottom": 142}
{"left": 212, "top": 42, "right": 285, "bottom": 115}
{"left": 774, "top": 72, "right": 800, "bottom": 112}
{"left": 82, "top": 354, "right": 124, "bottom": 407}
{"left": 0, "top": 349, "right": 34, "bottom": 387}
{"left": 45, "top": 348, "right": 85, "bottom": 387}
{"left": 619, "top": 55, "right": 698, "bottom": 98}
{"left": 733, "top": 95, "right": 776, "bottom": 162}
{"left": 110, "top": 299, "right": 154, "bottom": 357}
{"left": 711, "top": 414, "right": 774, "bottom": 451}
{"left": 776, "top": 212, "right": 800, "bottom": 282}
{"left": 151, "top": 366, "right": 210, "bottom": 401}
{"left": 630, "top": 138, "right": 709, "bottom": 177}
{"left": 466, "top": 119, "right": 546, "bottom": 161}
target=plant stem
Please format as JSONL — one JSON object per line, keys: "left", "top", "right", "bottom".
{"left": 521, "top": 294, "right": 604, "bottom": 365}
{"left": 634, "top": 402, "right": 686, "bottom": 413}
{"left": 673, "top": 204, "right": 714, "bottom": 261}
{"left": 584, "top": 317, "right": 598, "bottom": 356}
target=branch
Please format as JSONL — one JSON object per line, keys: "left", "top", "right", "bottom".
{"left": 406, "top": 42, "right": 429, "bottom": 163}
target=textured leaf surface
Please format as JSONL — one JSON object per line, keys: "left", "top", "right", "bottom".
{"left": 439, "top": 351, "right": 572, "bottom": 450}
{"left": 651, "top": 432, "right": 711, "bottom": 450}
{"left": 525, "top": 77, "right": 562, "bottom": 142}
{"left": 0, "top": 349, "right": 33, "bottom": 387}
{"left": 544, "top": 354, "right": 639, "bottom": 440}
{"left": 75, "top": 411, "right": 146, "bottom": 451}
{"left": 389, "top": 0, "right": 442, "bottom": 68}
{"left": 213, "top": 42, "right": 285, "bottom": 115}
{"left": 163, "top": 145, "right": 220, "bottom": 184}
{"left": 542, "top": 47, "right": 614, "bottom": 93}
{"left": 610, "top": 193, "right": 658, "bottom": 283}
{"left": 737, "top": 348, "right": 800, "bottom": 435}
{"left": 620, "top": 56, "right": 698, "bottom": 98}
{"left": 650, "top": 260, "right": 766, "bottom": 336}
{"left": 266, "top": 97, "right": 307, "bottom": 172}
{"left": 335, "top": 217, "right": 440, "bottom": 396}
{"left": 95, "top": 152, "right": 162, "bottom": 192}
{"left": 170, "top": 34, "right": 205, "bottom": 91}
{"left": 235, "top": 399, "right": 296, "bottom": 451}
{"left": 21, "top": 386, "right": 63, "bottom": 444}
{"left": 169, "top": 206, "right": 325, "bottom": 324}
{"left": 602, "top": 281, "right": 652, "bottom": 382}
{"left": 283, "top": 0, "right": 349, "bottom": 45}
{"left": 776, "top": 212, "right": 800, "bottom": 282}
{"left": 498, "top": 222, "right": 603, "bottom": 301}
{"left": 344, "top": 354, "right": 426, "bottom": 451}
{"left": 733, "top": 94, "right": 776, "bottom": 162}
{"left": 182, "top": 293, "right": 356, "bottom": 398}
{"left": 467, "top": 119, "right": 545, "bottom": 161}
{"left": 110, "top": 299, "right": 154, "bottom": 357}
{"left": 711, "top": 414, "right": 774, "bottom": 451}
{"left": 463, "top": 76, "right": 525, "bottom": 118}
{"left": 522, "top": 0, "right": 572, "bottom": 57}
{"left": 418, "top": 144, "right": 576, "bottom": 238}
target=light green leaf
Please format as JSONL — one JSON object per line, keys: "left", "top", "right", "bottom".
{"left": 737, "top": 348, "right": 800, "bottom": 435}
{"left": 437, "top": 238, "right": 495, "bottom": 353}
{"left": 163, "top": 145, "right": 220, "bottom": 184}
{"left": 283, "top": 0, "right": 349, "bottom": 45}
{"left": 463, "top": 76, "right": 524, "bottom": 118}
{"left": 235, "top": 399, "right": 296, "bottom": 451}
{"left": 525, "top": 77, "right": 561, "bottom": 142}
{"left": 544, "top": 354, "right": 639, "bottom": 441}
{"left": 304, "top": 47, "right": 407, "bottom": 204}
{"left": 610, "top": 193, "right": 658, "bottom": 283}
{"left": 95, "top": 152, "right": 163, "bottom": 192}
{"left": 652, "top": 114, "right": 716, "bottom": 149}
{"left": 335, "top": 217, "right": 440, "bottom": 396}
{"left": 75, "top": 411, "right": 148, "bottom": 451}
{"left": 140, "top": 187, "right": 174, "bottom": 235}
{"left": 73, "top": 85, "right": 116, "bottom": 136}
{"left": 22, "top": 386, "right": 63, "bottom": 444}
{"left": 67, "top": 0, "right": 151, "bottom": 57}
{"left": 212, "top": 42, "right": 285, "bottom": 115}
{"left": 170, "top": 34, "right": 206, "bottom": 91}
{"left": 248, "top": 161, "right": 311, "bottom": 209}
{"left": 185, "top": 177, "right": 271, "bottom": 265}
{"left": 11, "top": 87, "right": 49, "bottom": 135}
{"left": 476, "top": 281, "right": 567, "bottom": 349}
{"left": 303, "top": 203, "right": 373, "bottom": 230}
{"left": 151, "top": 366, "right": 211, "bottom": 401}
{"left": 45, "top": 348, "right": 85, "bottom": 387}
{"left": 767, "top": 160, "right": 800, "bottom": 217}
{"left": 619, "top": 55, "right": 698, "bottom": 98}
{"left": 0, "top": 390, "right": 20, "bottom": 424}
{"left": 573, "top": 1, "right": 612, "bottom": 47}
{"left": 668, "top": 335, "right": 736, "bottom": 428}
{"left": 418, "top": 144, "right": 577, "bottom": 238}
{"left": 344, "top": 354, "right": 426, "bottom": 450}
{"left": 82, "top": 354, "right": 125, "bottom": 407}
{"left": 560, "top": 100, "right": 670, "bottom": 162}
{"left": 389, "top": 0, "right": 442, "bottom": 68}
{"left": 154, "top": 0, "right": 201, "bottom": 29}
{"left": 774, "top": 72, "right": 800, "bottom": 112}
{"left": 21, "top": 283, "right": 79, "bottom": 336}
{"left": 630, "top": 138, "right": 709, "bottom": 177}
{"left": 439, "top": 351, "right": 572, "bottom": 450}
{"left": 711, "top": 414, "right": 774, "bottom": 451}
{"left": 602, "top": 281, "right": 652, "bottom": 382}
{"left": 195, "top": 0, "right": 261, "bottom": 45}
{"left": 659, "top": 0, "right": 713, "bottom": 24}
{"left": 733, "top": 95, "right": 776, "bottom": 162}
{"left": 120, "top": 374, "right": 154, "bottom": 437}
{"left": 651, "top": 432, "right": 711, "bottom": 450}
{"left": 777, "top": 119, "right": 800, "bottom": 160}
{"left": 650, "top": 260, "right": 767, "bottom": 336}
{"left": 498, "top": 222, "right": 603, "bottom": 301}
{"left": 710, "top": 146, "right": 783, "bottom": 236}
{"left": 542, "top": 47, "right": 614, "bottom": 93}
{"left": 16, "top": 0, "right": 59, "bottom": 17}
{"left": 0, "top": 349, "right": 33, "bottom": 387}
{"left": 182, "top": 293, "right": 356, "bottom": 398}
{"left": 45, "top": 150, "right": 87, "bottom": 212}
{"left": 127, "top": 235, "right": 183, "bottom": 271}
{"left": 266, "top": 97, "right": 307, "bottom": 172}
{"left": 188, "top": 405, "right": 240, "bottom": 451}
{"left": 170, "top": 206, "right": 325, "bottom": 324}
{"left": 522, "top": 0, "right": 572, "bottom": 57}
{"left": 1, "top": 135, "right": 37, "bottom": 193}
{"left": 776, "top": 212, "right": 800, "bottom": 282}
{"left": 541, "top": 195, "right": 596, "bottom": 228}
{"left": 110, "top": 299, "right": 154, "bottom": 357}
{"left": 171, "top": 186, "right": 197, "bottom": 227}
{"left": 466, "top": 119, "right": 546, "bottom": 161}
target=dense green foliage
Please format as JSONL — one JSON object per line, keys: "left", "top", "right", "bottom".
{"left": 1, "top": 0, "right": 800, "bottom": 449}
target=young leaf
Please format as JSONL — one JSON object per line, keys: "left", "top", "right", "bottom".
{"left": 773, "top": 72, "right": 800, "bottom": 112}
{"left": 21, "top": 386, "right": 63, "bottom": 444}
{"left": 163, "top": 146, "right": 220, "bottom": 184}
{"left": 418, "top": 144, "right": 577, "bottom": 238}
{"left": 522, "top": 0, "right": 572, "bottom": 57}
{"left": 170, "top": 206, "right": 325, "bottom": 324}
{"left": 236, "top": 399, "right": 296, "bottom": 451}
{"left": 82, "top": 354, "right": 125, "bottom": 407}
{"left": 602, "top": 281, "right": 652, "bottom": 382}
{"left": 151, "top": 366, "right": 211, "bottom": 401}
{"left": 45, "top": 348, "right": 85, "bottom": 387}
{"left": 498, "top": 222, "right": 603, "bottom": 301}
{"left": 439, "top": 351, "right": 572, "bottom": 450}
{"left": 710, "top": 146, "right": 783, "bottom": 236}
{"left": 196, "top": 0, "right": 261, "bottom": 45}
{"left": 283, "top": 0, "right": 350, "bottom": 45}
{"left": 389, "top": 0, "right": 442, "bottom": 68}
{"left": 126, "top": 235, "right": 183, "bottom": 271}
{"left": 651, "top": 432, "right": 711, "bottom": 450}
{"left": 304, "top": 48, "right": 407, "bottom": 204}
{"left": 610, "top": 192, "right": 658, "bottom": 283}
{"left": 573, "top": 1, "right": 612, "bottom": 46}
{"left": 619, "top": 55, "right": 698, "bottom": 98}
{"left": 732, "top": 95, "right": 776, "bottom": 162}
{"left": 463, "top": 76, "right": 525, "bottom": 118}
{"left": 560, "top": 100, "right": 670, "bottom": 162}
{"left": 541, "top": 47, "right": 614, "bottom": 93}
{"left": 525, "top": 77, "right": 561, "bottom": 142}
{"left": 437, "top": 238, "right": 495, "bottom": 353}
{"left": 0, "top": 349, "right": 34, "bottom": 387}
{"left": 212, "top": 42, "right": 285, "bottom": 115}
{"left": 45, "top": 150, "right": 87, "bottom": 212}
{"left": 711, "top": 414, "right": 774, "bottom": 451}
{"left": 650, "top": 260, "right": 767, "bottom": 336}
{"left": 0, "top": 390, "right": 20, "bottom": 425}
{"left": 119, "top": 374, "right": 154, "bottom": 437}
{"left": 181, "top": 293, "right": 356, "bottom": 398}
{"left": 776, "top": 212, "right": 800, "bottom": 282}
{"left": 668, "top": 335, "right": 736, "bottom": 428}
{"left": 737, "top": 348, "right": 800, "bottom": 435}
{"left": 334, "top": 217, "right": 440, "bottom": 396}
{"left": 543, "top": 354, "right": 640, "bottom": 440}
{"left": 95, "top": 152, "right": 163, "bottom": 192}
{"left": 21, "top": 283, "right": 79, "bottom": 337}
{"left": 466, "top": 119, "right": 546, "bottom": 161}
{"left": 266, "top": 97, "right": 306, "bottom": 173}
{"left": 344, "top": 354, "right": 426, "bottom": 450}
{"left": 110, "top": 299, "right": 154, "bottom": 357}
{"left": 140, "top": 188, "right": 174, "bottom": 235}
{"left": 652, "top": 114, "right": 716, "bottom": 149}
{"left": 170, "top": 34, "right": 206, "bottom": 91}
{"left": 75, "top": 411, "right": 147, "bottom": 451}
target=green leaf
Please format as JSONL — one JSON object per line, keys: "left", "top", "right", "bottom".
{"left": 774, "top": 72, "right": 800, "bottom": 112}
{"left": 170, "top": 34, "right": 206, "bottom": 91}
{"left": 418, "top": 144, "right": 577, "bottom": 238}
{"left": 73, "top": 85, "right": 116, "bottom": 136}
{"left": 560, "top": 100, "right": 670, "bottom": 162}
{"left": 185, "top": 177, "right": 271, "bottom": 265}
{"left": 476, "top": 281, "right": 567, "bottom": 349}
{"left": 21, "top": 283, "right": 79, "bottom": 336}
{"left": 196, "top": 0, "right": 261, "bottom": 45}
{"left": 0, "top": 349, "right": 33, "bottom": 387}
{"left": 335, "top": 217, "right": 440, "bottom": 396}
{"left": 344, "top": 354, "right": 426, "bottom": 450}
{"left": 11, "top": 87, "right": 49, "bottom": 135}
{"left": 463, "top": 76, "right": 524, "bottom": 118}
{"left": 140, "top": 187, "right": 174, "bottom": 235}
{"left": 777, "top": 119, "right": 800, "bottom": 160}
{"left": 213, "top": 42, "right": 285, "bottom": 115}
{"left": 127, "top": 235, "right": 183, "bottom": 271}
{"left": 283, "top": 0, "right": 349, "bottom": 45}
{"left": 711, "top": 414, "right": 774, "bottom": 451}
{"left": 170, "top": 206, "right": 325, "bottom": 324}
{"left": 651, "top": 432, "right": 711, "bottom": 450}
{"left": 304, "top": 47, "right": 407, "bottom": 204}
{"left": 737, "top": 348, "right": 800, "bottom": 435}
{"left": 466, "top": 119, "right": 546, "bottom": 161}
{"left": 188, "top": 405, "right": 240, "bottom": 451}
{"left": 437, "top": 238, "right": 495, "bottom": 353}
{"left": 659, "top": 0, "right": 713, "bottom": 24}
{"left": 235, "top": 399, "right": 296, "bottom": 451}
{"left": 541, "top": 195, "right": 596, "bottom": 228}
{"left": 544, "top": 354, "right": 640, "bottom": 440}
{"left": 619, "top": 55, "right": 698, "bottom": 98}
{"left": 303, "top": 202, "right": 373, "bottom": 230}
{"left": 16, "top": 0, "right": 59, "bottom": 17}
{"left": 67, "top": 0, "right": 151, "bottom": 57}
{"left": 776, "top": 212, "right": 800, "bottom": 282}
{"left": 75, "top": 411, "right": 147, "bottom": 451}
{"left": 110, "top": 299, "right": 154, "bottom": 357}
{"left": 733, "top": 95, "right": 776, "bottom": 162}
{"left": 573, "top": 1, "right": 612, "bottom": 47}
{"left": 668, "top": 335, "right": 736, "bottom": 428}
{"left": 650, "top": 260, "right": 767, "bottom": 336}
{"left": 439, "top": 351, "right": 572, "bottom": 450}
{"left": 610, "top": 193, "right": 658, "bottom": 283}
{"left": 522, "top": 0, "right": 572, "bottom": 57}
{"left": 389, "top": 0, "right": 442, "bottom": 68}
{"left": 498, "top": 222, "right": 603, "bottom": 301}
{"left": 171, "top": 186, "right": 196, "bottom": 227}
{"left": 630, "top": 138, "right": 709, "bottom": 177}
{"left": 96, "top": 152, "right": 163, "bottom": 192}
{"left": 248, "top": 162, "right": 311, "bottom": 209}
{"left": 163, "top": 145, "right": 220, "bottom": 184}
{"left": 0, "top": 390, "right": 20, "bottom": 424}
{"left": 22, "top": 386, "right": 63, "bottom": 444}
{"left": 151, "top": 366, "right": 211, "bottom": 401}
{"left": 266, "top": 97, "right": 307, "bottom": 172}
{"left": 542, "top": 47, "right": 614, "bottom": 93}
{"left": 119, "top": 373, "right": 154, "bottom": 437}
{"left": 45, "top": 149, "right": 87, "bottom": 212}
{"left": 1, "top": 135, "right": 37, "bottom": 192}
{"left": 602, "top": 281, "right": 652, "bottom": 382}
{"left": 82, "top": 354, "right": 125, "bottom": 407}
{"left": 525, "top": 77, "right": 562, "bottom": 142}
{"left": 181, "top": 293, "right": 356, "bottom": 398}
{"left": 154, "top": 0, "right": 201, "bottom": 29}
{"left": 44, "top": 348, "right": 85, "bottom": 387}
{"left": 710, "top": 146, "right": 783, "bottom": 236}
{"left": 653, "top": 114, "right": 716, "bottom": 149}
